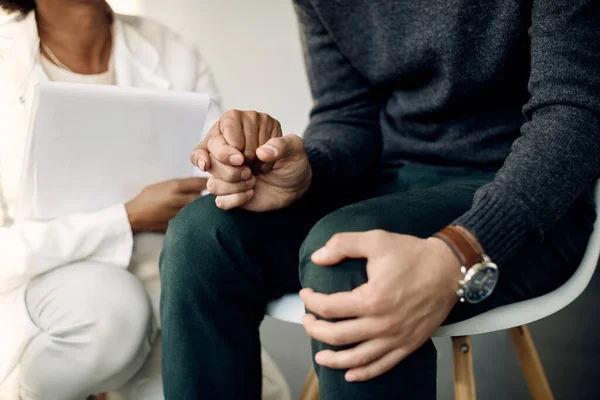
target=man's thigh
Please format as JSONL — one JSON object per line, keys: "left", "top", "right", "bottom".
{"left": 299, "top": 179, "right": 594, "bottom": 322}
{"left": 300, "top": 179, "right": 487, "bottom": 294}
{"left": 162, "top": 193, "right": 346, "bottom": 300}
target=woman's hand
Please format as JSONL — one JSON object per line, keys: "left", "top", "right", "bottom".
{"left": 191, "top": 110, "right": 312, "bottom": 212}
{"left": 300, "top": 230, "right": 462, "bottom": 382}
{"left": 125, "top": 177, "right": 207, "bottom": 233}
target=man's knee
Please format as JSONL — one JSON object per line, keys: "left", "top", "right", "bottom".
{"left": 162, "top": 195, "right": 225, "bottom": 260}
{"left": 160, "top": 195, "right": 260, "bottom": 306}
{"left": 299, "top": 208, "right": 382, "bottom": 295}
{"left": 161, "top": 195, "right": 232, "bottom": 284}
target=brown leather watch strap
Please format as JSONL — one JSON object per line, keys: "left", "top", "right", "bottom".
{"left": 433, "top": 225, "right": 484, "bottom": 267}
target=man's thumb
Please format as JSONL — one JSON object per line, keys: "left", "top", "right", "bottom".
{"left": 256, "top": 134, "right": 304, "bottom": 162}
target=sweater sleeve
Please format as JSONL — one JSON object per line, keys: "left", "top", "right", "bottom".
{"left": 294, "top": 0, "right": 382, "bottom": 195}
{"left": 454, "top": 0, "right": 600, "bottom": 265}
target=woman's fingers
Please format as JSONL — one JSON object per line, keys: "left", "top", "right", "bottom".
{"left": 215, "top": 189, "right": 254, "bottom": 210}
{"left": 207, "top": 176, "right": 256, "bottom": 196}
{"left": 174, "top": 177, "right": 208, "bottom": 193}
{"left": 173, "top": 193, "right": 203, "bottom": 208}
{"left": 207, "top": 154, "right": 252, "bottom": 183}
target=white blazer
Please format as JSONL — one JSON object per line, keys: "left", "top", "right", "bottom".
{"left": 0, "top": 11, "right": 222, "bottom": 385}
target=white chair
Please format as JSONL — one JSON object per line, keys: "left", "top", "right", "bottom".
{"left": 266, "top": 180, "right": 600, "bottom": 400}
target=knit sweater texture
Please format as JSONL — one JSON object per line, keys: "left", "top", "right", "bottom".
{"left": 295, "top": 0, "right": 600, "bottom": 265}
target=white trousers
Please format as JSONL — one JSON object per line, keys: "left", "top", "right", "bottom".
{"left": 5, "top": 235, "right": 291, "bottom": 400}
{"left": 20, "top": 261, "right": 155, "bottom": 400}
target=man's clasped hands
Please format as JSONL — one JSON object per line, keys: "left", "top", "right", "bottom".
{"left": 190, "top": 110, "right": 462, "bottom": 382}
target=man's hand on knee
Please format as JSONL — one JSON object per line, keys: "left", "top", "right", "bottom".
{"left": 300, "top": 230, "right": 462, "bottom": 382}
{"left": 189, "top": 110, "right": 312, "bottom": 212}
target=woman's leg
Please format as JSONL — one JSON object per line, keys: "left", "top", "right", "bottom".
{"left": 20, "top": 261, "right": 155, "bottom": 400}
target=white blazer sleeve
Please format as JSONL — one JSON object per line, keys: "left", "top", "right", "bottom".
{"left": 194, "top": 49, "right": 224, "bottom": 131}
{"left": 0, "top": 203, "right": 133, "bottom": 293}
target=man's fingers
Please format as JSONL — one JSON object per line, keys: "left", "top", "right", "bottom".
{"left": 301, "top": 313, "right": 383, "bottom": 347}
{"left": 255, "top": 134, "right": 304, "bottom": 163}
{"left": 215, "top": 189, "right": 254, "bottom": 210}
{"left": 206, "top": 154, "right": 252, "bottom": 183}
{"left": 219, "top": 112, "right": 246, "bottom": 152}
{"left": 299, "top": 288, "right": 367, "bottom": 319}
{"left": 346, "top": 346, "right": 411, "bottom": 382}
{"left": 207, "top": 176, "right": 256, "bottom": 196}
{"left": 174, "top": 177, "right": 208, "bottom": 193}
{"left": 241, "top": 112, "right": 260, "bottom": 160}
{"left": 314, "top": 337, "right": 395, "bottom": 370}
{"left": 311, "top": 230, "right": 385, "bottom": 266}
{"left": 207, "top": 133, "right": 245, "bottom": 166}
{"left": 259, "top": 161, "right": 274, "bottom": 174}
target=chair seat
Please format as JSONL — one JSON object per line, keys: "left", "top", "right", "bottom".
{"left": 266, "top": 293, "right": 307, "bottom": 324}
{"left": 267, "top": 182, "right": 600, "bottom": 337}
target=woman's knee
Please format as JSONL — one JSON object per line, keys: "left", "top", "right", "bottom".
{"left": 28, "top": 263, "right": 152, "bottom": 373}
{"left": 22, "top": 263, "right": 153, "bottom": 391}
{"left": 88, "top": 269, "right": 153, "bottom": 375}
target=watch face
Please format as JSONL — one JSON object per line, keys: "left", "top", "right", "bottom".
{"left": 464, "top": 263, "right": 499, "bottom": 304}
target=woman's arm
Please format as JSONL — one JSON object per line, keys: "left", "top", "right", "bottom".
{"left": 0, "top": 203, "right": 133, "bottom": 293}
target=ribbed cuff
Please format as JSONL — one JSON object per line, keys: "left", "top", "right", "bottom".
{"left": 453, "top": 189, "right": 542, "bottom": 266}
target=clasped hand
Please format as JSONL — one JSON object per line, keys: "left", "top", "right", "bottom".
{"left": 190, "top": 110, "right": 312, "bottom": 212}
{"left": 192, "top": 110, "right": 462, "bottom": 384}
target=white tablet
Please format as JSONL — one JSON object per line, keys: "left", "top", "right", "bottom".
{"left": 17, "top": 82, "right": 210, "bottom": 221}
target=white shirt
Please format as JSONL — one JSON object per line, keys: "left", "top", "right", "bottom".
{"left": 0, "top": 11, "right": 222, "bottom": 385}
{"left": 40, "top": 53, "right": 116, "bottom": 85}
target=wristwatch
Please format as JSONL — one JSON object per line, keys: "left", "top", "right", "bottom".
{"left": 434, "top": 225, "right": 499, "bottom": 304}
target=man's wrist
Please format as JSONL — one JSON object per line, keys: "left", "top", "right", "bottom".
{"left": 452, "top": 225, "right": 485, "bottom": 255}
{"left": 433, "top": 225, "right": 499, "bottom": 304}
{"left": 296, "top": 162, "right": 313, "bottom": 200}
{"left": 426, "top": 237, "right": 463, "bottom": 304}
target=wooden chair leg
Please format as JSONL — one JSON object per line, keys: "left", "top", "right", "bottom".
{"left": 509, "top": 325, "right": 554, "bottom": 400}
{"left": 299, "top": 366, "right": 319, "bottom": 400}
{"left": 452, "top": 336, "right": 476, "bottom": 400}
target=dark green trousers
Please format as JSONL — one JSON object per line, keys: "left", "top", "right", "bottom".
{"left": 159, "top": 164, "right": 594, "bottom": 399}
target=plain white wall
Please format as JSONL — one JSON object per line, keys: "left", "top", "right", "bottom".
{"left": 124, "top": 0, "right": 313, "bottom": 136}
